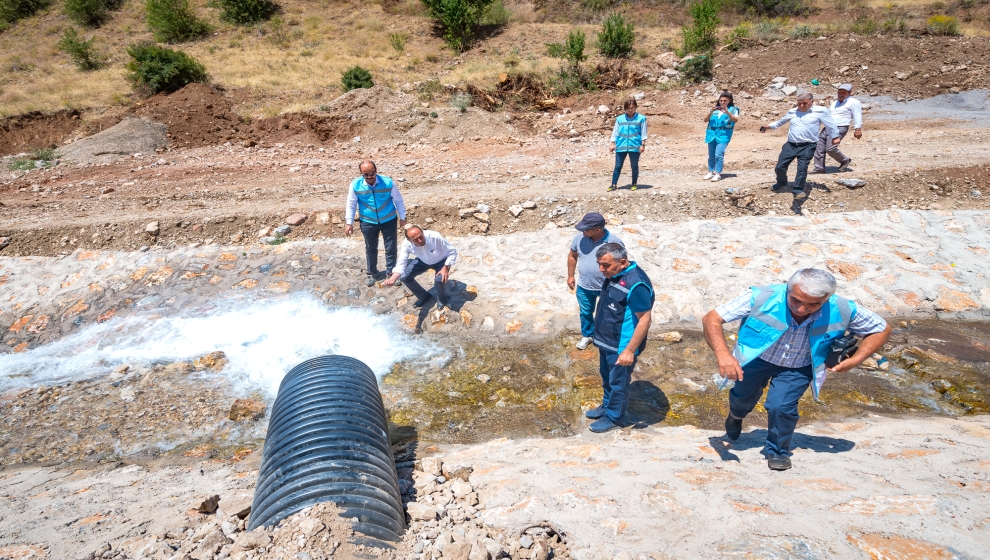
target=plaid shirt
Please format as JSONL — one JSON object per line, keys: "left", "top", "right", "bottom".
{"left": 716, "top": 293, "right": 887, "bottom": 368}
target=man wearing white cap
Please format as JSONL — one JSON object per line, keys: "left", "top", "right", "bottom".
{"left": 811, "top": 84, "right": 863, "bottom": 174}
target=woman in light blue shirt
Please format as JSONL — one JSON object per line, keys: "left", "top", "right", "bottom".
{"left": 703, "top": 92, "right": 740, "bottom": 182}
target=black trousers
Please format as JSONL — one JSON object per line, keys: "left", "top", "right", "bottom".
{"left": 400, "top": 258, "right": 447, "bottom": 304}
{"left": 774, "top": 141, "right": 816, "bottom": 191}
{"left": 359, "top": 218, "right": 397, "bottom": 276}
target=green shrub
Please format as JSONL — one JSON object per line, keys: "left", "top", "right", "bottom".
{"left": 145, "top": 0, "right": 211, "bottom": 43}
{"left": 0, "top": 0, "right": 53, "bottom": 27}
{"left": 752, "top": 18, "right": 786, "bottom": 40}
{"left": 725, "top": 22, "right": 750, "bottom": 50}
{"left": 927, "top": 14, "right": 960, "bottom": 35}
{"left": 789, "top": 23, "right": 818, "bottom": 37}
{"left": 420, "top": 0, "right": 495, "bottom": 52}
{"left": 678, "top": 54, "right": 713, "bottom": 83}
{"left": 267, "top": 14, "right": 288, "bottom": 45}
{"left": 547, "top": 29, "right": 586, "bottom": 70}
{"left": 682, "top": 0, "right": 721, "bottom": 54}
{"left": 341, "top": 65, "right": 374, "bottom": 91}
{"left": 450, "top": 91, "right": 471, "bottom": 112}
{"left": 850, "top": 15, "right": 878, "bottom": 34}
{"left": 738, "top": 0, "right": 805, "bottom": 17}
{"left": 125, "top": 42, "right": 208, "bottom": 94}
{"left": 64, "top": 0, "right": 112, "bottom": 27}
{"left": 881, "top": 17, "right": 907, "bottom": 34}
{"left": 597, "top": 12, "right": 634, "bottom": 58}
{"left": 57, "top": 26, "right": 104, "bottom": 69}
{"left": 581, "top": 0, "right": 611, "bottom": 11}
{"left": 388, "top": 31, "right": 408, "bottom": 51}
{"left": 216, "top": 0, "right": 278, "bottom": 25}
{"left": 479, "top": 0, "right": 509, "bottom": 25}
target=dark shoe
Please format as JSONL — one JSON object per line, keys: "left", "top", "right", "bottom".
{"left": 838, "top": 159, "right": 852, "bottom": 172}
{"left": 413, "top": 295, "right": 434, "bottom": 308}
{"left": 771, "top": 183, "right": 788, "bottom": 192}
{"left": 366, "top": 274, "right": 377, "bottom": 287}
{"left": 767, "top": 454, "right": 792, "bottom": 471}
{"left": 585, "top": 405, "right": 607, "bottom": 419}
{"left": 791, "top": 187, "right": 806, "bottom": 195}
{"left": 809, "top": 168, "right": 826, "bottom": 174}
{"left": 589, "top": 416, "right": 619, "bottom": 433}
{"left": 725, "top": 415, "right": 742, "bottom": 441}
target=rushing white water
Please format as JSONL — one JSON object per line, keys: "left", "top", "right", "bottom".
{"left": 0, "top": 292, "right": 444, "bottom": 396}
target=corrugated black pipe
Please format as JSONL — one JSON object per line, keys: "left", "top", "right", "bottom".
{"left": 248, "top": 355, "right": 406, "bottom": 546}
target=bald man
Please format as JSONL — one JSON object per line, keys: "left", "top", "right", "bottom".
{"left": 760, "top": 92, "right": 839, "bottom": 195}
{"left": 344, "top": 161, "right": 407, "bottom": 287}
{"left": 384, "top": 226, "right": 458, "bottom": 310}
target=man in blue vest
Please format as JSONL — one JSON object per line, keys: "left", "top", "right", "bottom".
{"left": 344, "top": 161, "right": 407, "bottom": 287}
{"left": 702, "top": 269, "right": 891, "bottom": 470}
{"left": 586, "top": 243, "right": 654, "bottom": 433}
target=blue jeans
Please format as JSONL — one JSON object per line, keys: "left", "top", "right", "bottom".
{"left": 399, "top": 258, "right": 447, "bottom": 304}
{"left": 707, "top": 140, "right": 728, "bottom": 174}
{"left": 728, "top": 357, "right": 814, "bottom": 456}
{"left": 599, "top": 349, "right": 637, "bottom": 422}
{"left": 611, "top": 150, "right": 640, "bottom": 186}
{"left": 576, "top": 286, "right": 598, "bottom": 338}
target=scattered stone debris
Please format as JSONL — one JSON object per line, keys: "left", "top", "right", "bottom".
{"left": 836, "top": 179, "right": 867, "bottom": 189}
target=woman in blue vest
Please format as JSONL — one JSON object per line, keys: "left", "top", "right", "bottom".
{"left": 608, "top": 99, "right": 648, "bottom": 192}
{"left": 702, "top": 91, "right": 740, "bottom": 182}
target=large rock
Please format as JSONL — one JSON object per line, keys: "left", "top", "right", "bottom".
{"left": 229, "top": 398, "right": 266, "bottom": 421}
{"left": 61, "top": 117, "right": 168, "bottom": 163}
{"left": 406, "top": 502, "right": 438, "bottom": 521}
{"left": 285, "top": 213, "right": 308, "bottom": 226}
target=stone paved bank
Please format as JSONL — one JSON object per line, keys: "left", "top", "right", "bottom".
{"left": 2, "top": 209, "right": 989, "bottom": 353}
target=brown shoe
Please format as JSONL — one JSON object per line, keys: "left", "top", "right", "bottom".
{"left": 809, "top": 168, "right": 826, "bottom": 174}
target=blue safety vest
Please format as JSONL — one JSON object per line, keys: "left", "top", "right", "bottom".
{"left": 705, "top": 106, "right": 739, "bottom": 144}
{"left": 614, "top": 113, "right": 646, "bottom": 152}
{"left": 732, "top": 284, "right": 857, "bottom": 400}
{"left": 593, "top": 262, "right": 655, "bottom": 355}
{"left": 351, "top": 175, "right": 398, "bottom": 224}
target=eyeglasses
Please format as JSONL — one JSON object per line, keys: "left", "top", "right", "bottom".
{"left": 362, "top": 172, "right": 376, "bottom": 177}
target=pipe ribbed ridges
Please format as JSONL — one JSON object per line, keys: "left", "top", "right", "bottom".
{"left": 248, "top": 355, "right": 405, "bottom": 546}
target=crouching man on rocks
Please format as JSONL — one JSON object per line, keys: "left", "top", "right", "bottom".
{"left": 384, "top": 226, "right": 457, "bottom": 311}
{"left": 586, "top": 243, "right": 654, "bottom": 433}
{"left": 702, "top": 269, "right": 891, "bottom": 471}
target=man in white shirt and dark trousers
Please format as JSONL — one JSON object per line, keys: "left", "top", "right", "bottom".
{"left": 384, "top": 226, "right": 457, "bottom": 310}
{"left": 344, "top": 161, "right": 407, "bottom": 287}
{"left": 812, "top": 84, "right": 863, "bottom": 174}
{"left": 761, "top": 92, "right": 840, "bottom": 195}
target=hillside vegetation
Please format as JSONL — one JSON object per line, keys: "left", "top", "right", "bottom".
{"left": 1, "top": 0, "right": 988, "bottom": 118}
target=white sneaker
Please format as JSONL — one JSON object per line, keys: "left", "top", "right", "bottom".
{"left": 702, "top": 172, "right": 714, "bottom": 180}
{"left": 711, "top": 173, "right": 722, "bottom": 182}
{"left": 576, "top": 336, "right": 593, "bottom": 350}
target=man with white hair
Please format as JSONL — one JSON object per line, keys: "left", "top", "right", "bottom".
{"left": 760, "top": 92, "right": 840, "bottom": 195}
{"left": 811, "top": 83, "right": 863, "bottom": 174}
{"left": 701, "top": 269, "right": 891, "bottom": 470}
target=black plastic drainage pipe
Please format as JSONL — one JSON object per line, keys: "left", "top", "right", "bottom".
{"left": 248, "top": 355, "right": 406, "bottom": 546}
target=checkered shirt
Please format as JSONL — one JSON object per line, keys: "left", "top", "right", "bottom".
{"left": 716, "top": 292, "right": 888, "bottom": 368}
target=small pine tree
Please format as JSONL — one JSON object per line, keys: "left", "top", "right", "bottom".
{"left": 681, "top": 0, "right": 720, "bottom": 54}
{"left": 145, "top": 0, "right": 211, "bottom": 43}
{"left": 126, "top": 42, "right": 208, "bottom": 94}
{"left": 57, "top": 26, "right": 104, "bottom": 70}
{"left": 341, "top": 66, "right": 374, "bottom": 92}
{"left": 597, "top": 12, "right": 634, "bottom": 58}
{"left": 217, "top": 0, "right": 278, "bottom": 25}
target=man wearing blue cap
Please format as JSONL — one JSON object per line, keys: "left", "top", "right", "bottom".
{"left": 567, "top": 212, "right": 624, "bottom": 351}
{"left": 811, "top": 84, "right": 863, "bottom": 174}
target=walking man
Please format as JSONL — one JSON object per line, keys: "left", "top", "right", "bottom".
{"left": 567, "top": 212, "right": 624, "bottom": 350}
{"left": 344, "top": 160, "right": 407, "bottom": 287}
{"left": 384, "top": 226, "right": 457, "bottom": 310}
{"left": 811, "top": 84, "right": 863, "bottom": 174}
{"left": 586, "top": 243, "right": 654, "bottom": 433}
{"left": 760, "top": 92, "right": 840, "bottom": 195}
{"left": 701, "top": 269, "right": 891, "bottom": 471}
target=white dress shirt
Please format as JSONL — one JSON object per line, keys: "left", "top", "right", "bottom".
{"left": 396, "top": 230, "right": 458, "bottom": 272}
{"left": 769, "top": 106, "right": 839, "bottom": 144}
{"left": 344, "top": 175, "right": 407, "bottom": 225}
{"left": 829, "top": 97, "right": 863, "bottom": 129}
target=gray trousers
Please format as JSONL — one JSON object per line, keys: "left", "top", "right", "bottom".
{"left": 814, "top": 125, "right": 850, "bottom": 170}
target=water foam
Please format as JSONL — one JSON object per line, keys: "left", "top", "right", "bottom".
{"left": 0, "top": 292, "right": 443, "bottom": 396}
